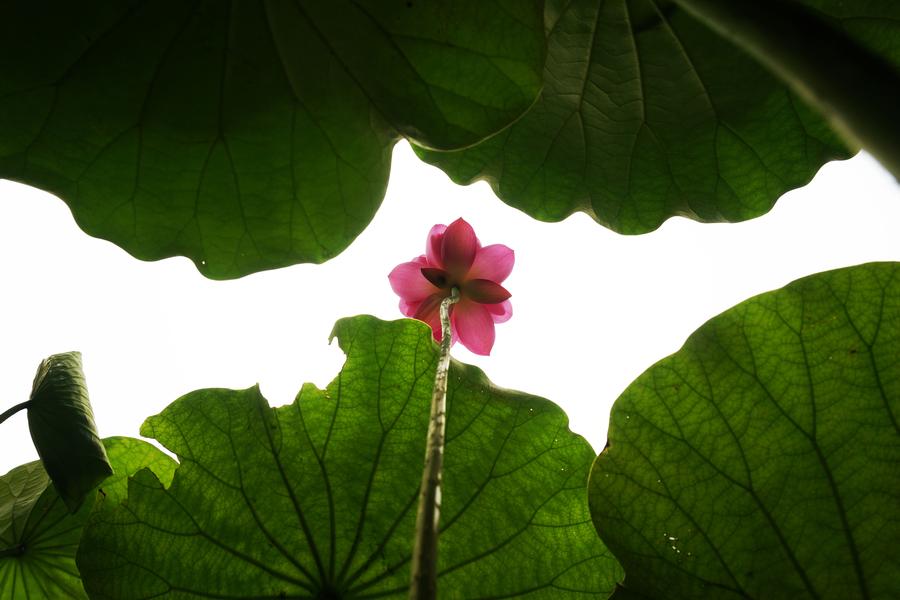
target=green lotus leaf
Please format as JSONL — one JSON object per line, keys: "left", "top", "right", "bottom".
{"left": 590, "top": 262, "right": 900, "bottom": 599}
{"left": 27, "top": 351, "right": 111, "bottom": 513}
{"left": 77, "top": 315, "right": 622, "bottom": 599}
{"left": 0, "top": 437, "right": 177, "bottom": 599}
{"left": 416, "top": 0, "right": 872, "bottom": 233}
{"left": 0, "top": 0, "right": 544, "bottom": 278}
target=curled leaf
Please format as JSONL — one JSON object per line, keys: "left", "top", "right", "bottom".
{"left": 27, "top": 352, "right": 111, "bottom": 513}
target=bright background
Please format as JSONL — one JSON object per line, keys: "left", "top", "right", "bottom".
{"left": 2, "top": 144, "right": 899, "bottom": 473}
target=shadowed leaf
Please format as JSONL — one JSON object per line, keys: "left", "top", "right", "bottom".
{"left": 416, "top": 0, "right": 862, "bottom": 233}
{"left": 0, "top": 0, "right": 544, "bottom": 278}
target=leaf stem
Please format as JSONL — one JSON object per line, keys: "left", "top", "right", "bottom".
{"left": 0, "top": 400, "right": 30, "bottom": 425}
{"left": 409, "top": 287, "right": 459, "bottom": 600}
{"left": 671, "top": 0, "right": 900, "bottom": 179}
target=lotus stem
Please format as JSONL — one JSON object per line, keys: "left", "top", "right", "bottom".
{"left": 409, "top": 287, "right": 459, "bottom": 600}
{"left": 0, "top": 400, "right": 30, "bottom": 426}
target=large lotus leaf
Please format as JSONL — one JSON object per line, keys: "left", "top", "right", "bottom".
{"left": 77, "top": 315, "right": 621, "bottom": 599}
{"left": 0, "top": 0, "right": 544, "bottom": 279}
{"left": 0, "top": 437, "right": 177, "bottom": 599}
{"left": 416, "top": 0, "right": 858, "bottom": 233}
{"left": 27, "top": 351, "right": 112, "bottom": 513}
{"left": 589, "top": 262, "right": 900, "bottom": 599}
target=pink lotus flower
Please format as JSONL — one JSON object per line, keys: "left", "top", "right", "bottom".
{"left": 389, "top": 218, "right": 513, "bottom": 356}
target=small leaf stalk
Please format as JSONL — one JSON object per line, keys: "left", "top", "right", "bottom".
{"left": 0, "top": 400, "right": 30, "bottom": 425}
{"left": 409, "top": 287, "right": 459, "bottom": 600}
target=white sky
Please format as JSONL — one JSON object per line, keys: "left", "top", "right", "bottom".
{"left": 1, "top": 144, "right": 899, "bottom": 474}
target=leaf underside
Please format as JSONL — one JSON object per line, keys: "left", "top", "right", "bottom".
{"left": 590, "top": 262, "right": 900, "bottom": 599}
{"left": 416, "top": 0, "right": 859, "bottom": 233}
{"left": 77, "top": 316, "right": 622, "bottom": 599}
{"left": 0, "top": 437, "right": 177, "bottom": 599}
{"left": 0, "top": 0, "right": 544, "bottom": 279}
